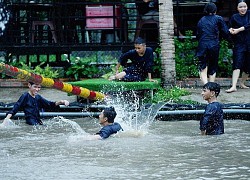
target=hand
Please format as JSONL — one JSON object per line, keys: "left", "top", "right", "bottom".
{"left": 230, "top": 27, "right": 243, "bottom": 35}
{"left": 229, "top": 28, "right": 237, "bottom": 34}
{"left": 2, "top": 118, "right": 15, "bottom": 126}
{"left": 233, "top": 28, "right": 240, "bottom": 34}
{"left": 4, "top": 118, "right": 10, "bottom": 120}
{"left": 63, "top": 100, "right": 69, "bottom": 106}
{"left": 229, "top": 28, "right": 233, "bottom": 34}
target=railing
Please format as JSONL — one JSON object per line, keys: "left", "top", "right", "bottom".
{"left": 1, "top": 1, "right": 141, "bottom": 53}
{"left": 0, "top": 0, "right": 236, "bottom": 62}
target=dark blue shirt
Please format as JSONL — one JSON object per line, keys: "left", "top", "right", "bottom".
{"left": 8, "top": 92, "right": 57, "bottom": 125}
{"left": 118, "top": 47, "right": 154, "bottom": 80}
{"left": 229, "top": 10, "right": 250, "bottom": 50}
{"left": 200, "top": 102, "right": 224, "bottom": 135}
{"left": 197, "top": 14, "right": 230, "bottom": 48}
{"left": 97, "top": 122, "right": 123, "bottom": 139}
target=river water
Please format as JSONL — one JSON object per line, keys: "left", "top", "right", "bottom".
{"left": 1, "top": 116, "right": 249, "bottom": 180}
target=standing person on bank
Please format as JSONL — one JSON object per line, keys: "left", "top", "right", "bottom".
{"left": 226, "top": 0, "right": 250, "bottom": 93}
{"left": 136, "top": 0, "right": 159, "bottom": 21}
{"left": 109, "top": 37, "right": 157, "bottom": 82}
{"left": 196, "top": 2, "right": 230, "bottom": 85}
{"left": 4, "top": 82, "right": 69, "bottom": 125}
{"left": 200, "top": 82, "right": 224, "bottom": 135}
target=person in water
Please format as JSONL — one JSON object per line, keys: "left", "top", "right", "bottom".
{"left": 4, "top": 82, "right": 69, "bottom": 125}
{"left": 200, "top": 82, "right": 224, "bottom": 135}
{"left": 94, "top": 106, "right": 123, "bottom": 139}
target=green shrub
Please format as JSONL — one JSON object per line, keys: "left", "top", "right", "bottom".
{"left": 153, "top": 48, "right": 162, "bottom": 78}
{"left": 174, "top": 30, "right": 199, "bottom": 80}
{"left": 65, "top": 56, "right": 101, "bottom": 80}
{"left": 19, "top": 62, "right": 60, "bottom": 79}
{"left": 174, "top": 30, "right": 232, "bottom": 79}
{"left": 143, "top": 86, "right": 196, "bottom": 104}
{"left": 218, "top": 40, "right": 233, "bottom": 77}
{"left": 4, "top": 62, "right": 60, "bottom": 79}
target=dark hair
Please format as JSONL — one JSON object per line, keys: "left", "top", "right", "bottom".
{"left": 204, "top": 2, "right": 217, "bottom": 14}
{"left": 203, "top": 82, "right": 221, "bottom": 97}
{"left": 28, "top": 82, "right": 34, "bottom": 85}
{"left": 103, "top": 106, "right": 117, "bottom": 123}
{"left": 134, "top": 37, "right": 146, "bottom": 45}
{"left": 238, "top": 0, "right": 246, "bottom": 4}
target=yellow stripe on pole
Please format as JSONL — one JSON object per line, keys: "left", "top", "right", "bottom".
{"left": 0, "top": 63, "right": 105, "bottom": 101}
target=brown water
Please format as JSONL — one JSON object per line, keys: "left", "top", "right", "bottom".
{"left": 1, "top": 89, "right": 250, "bottom": 180}
{"left": 0, "top": 117, "right": 249, "bottom": 180}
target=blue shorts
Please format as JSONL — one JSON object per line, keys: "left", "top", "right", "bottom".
{"left": 123, "top": 66, "right": 145, "bottom": 82}
{"left": 197, "top": 44, "right": 220, "bottom": 75}
{"left": 233, "top": 47, "right": 250, "bottom": 73}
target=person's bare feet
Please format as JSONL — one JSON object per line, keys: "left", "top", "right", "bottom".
{"left": 239, "top": 83, "right": 249, "bottom": 89}
{"left": 108, "top": 75, "right": 116, "bottom": 81}
{"left": 225, "top": 87, "right": 237, "bottom": 93}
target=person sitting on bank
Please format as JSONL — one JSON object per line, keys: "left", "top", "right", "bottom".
{"left": 109, "top": 37, "right": 157, "bottom": 82}
{"left": 4, "top": 82, "right": 69, "bottom": 125}
{"left": 94, "top": 106, "right": 123, "bottom": 140}
{"left": 200, "top": 82, "right": 224, "bottom": 135}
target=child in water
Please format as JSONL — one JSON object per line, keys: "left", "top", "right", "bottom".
{"left": 4, "top": 82, "right": 69, "bottom": 125}
{"left": 200, "top": 82, "right": 224, "bottom": 135}
{"left": 94, "top": 106, "right": 123, "bottom": 139}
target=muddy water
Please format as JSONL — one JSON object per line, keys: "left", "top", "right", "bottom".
{"left": 1, "top": 118, "right": 249, "bottom": 180}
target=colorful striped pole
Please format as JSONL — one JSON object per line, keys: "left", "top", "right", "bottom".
{"left": 0, "top": 63, "right": 105, "bottom": 101}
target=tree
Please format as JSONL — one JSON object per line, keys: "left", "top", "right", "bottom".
{"left": 158, "top": 0, "right": 176, "bottom": 88}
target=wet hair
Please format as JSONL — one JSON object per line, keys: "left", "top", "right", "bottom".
{"left": 28, "top": 82, "right": 41, "bottom": 87}
{"left": 29, "top": 82, "right": 40, "bottom": 85}
{"left": 103, "top": 106, "right": 117, "bottom": 123}
{"left": 203, "top": 82, "right": 221, "bottom": 97}
{"left": 238, "top": 0, "right": 246, "bottom": 4}
{"left": 204, "top": 2, "right": 217, "bottom": 14}
{"left": 134, "top": 37, "right": 146, "bottom": 45}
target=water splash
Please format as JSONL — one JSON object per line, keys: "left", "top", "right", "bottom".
{"left": 0, "top": 2, "right": 10, "bottom": 36}
{"left": 104, "top": 90, "right": 165, "bottom": 135}
{"left": 0, "top": 118, "right": 18, "bottom": 129}
{"left": 50, "top": 116, "right": 88, "bottom": 135}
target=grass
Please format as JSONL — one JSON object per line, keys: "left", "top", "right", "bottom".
{"left": 69, "top": 78, "right": 197, "bottom": 104}
{"left": 69, "top": 78, "right": 161, "bottom": 92}
{"left": 145, "top": 86, "right": 198, "bottom": 104}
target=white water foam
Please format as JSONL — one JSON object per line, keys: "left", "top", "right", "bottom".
{"left": 0, "top": 118, "right": 18, "bottom": 129}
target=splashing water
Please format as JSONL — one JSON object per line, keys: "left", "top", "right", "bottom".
{"left": 50, "top": 116, "right": 88, "bottom": 135}
{"left": 0, "top": 2, "right": 10, "bottom": 36}
{"left": 0, "top": 118, "right": 18, "bottom": 128}
{"left": 54, "top": 90, "right": 165, "bottom": 140}
{"left": 104, "top": 90, "right": 166, "bottom": 136}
